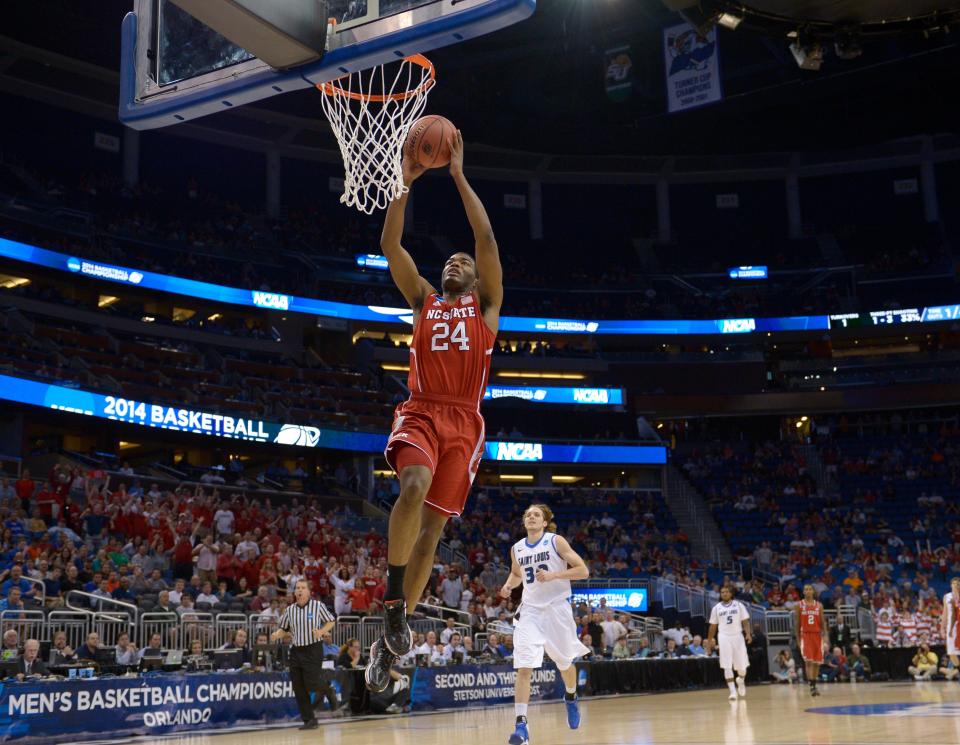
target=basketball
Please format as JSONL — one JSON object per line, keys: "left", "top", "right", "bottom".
{"left": 404, "top": 114, "right": 455, "bottom": 169}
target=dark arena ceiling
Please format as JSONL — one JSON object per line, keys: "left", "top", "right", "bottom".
{"left": 740, "top": 0, "right": 960, "bottom": 25}
{"left": 668, "top": 0, "right": 960, "bottom": 37}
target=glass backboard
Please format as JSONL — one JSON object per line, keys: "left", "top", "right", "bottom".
{"left": 119, "top": 0, "right": 536, "bottom": 130}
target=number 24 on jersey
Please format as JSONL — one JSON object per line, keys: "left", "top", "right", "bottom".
{"left": 431, "top": 321, "right": 470, "bottom": 351}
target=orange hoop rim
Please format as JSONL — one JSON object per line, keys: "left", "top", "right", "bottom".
{"left": 316, "top": 54, "right": 435, "bottom": 102}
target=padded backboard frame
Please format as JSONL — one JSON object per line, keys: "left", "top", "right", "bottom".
{"left": 119, "top": 0, "right": 536, "bottom": 130}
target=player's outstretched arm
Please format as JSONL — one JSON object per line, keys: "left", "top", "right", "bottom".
{"left": 536, "top": 536, "right": 589, "bottom": 582}
{"left": 448, "top": 131, "right": 503, "bottom": 316}
{"left": 382, "top": 157, "right": 432, "bottom": 311}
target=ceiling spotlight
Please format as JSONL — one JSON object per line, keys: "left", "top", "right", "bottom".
{"left": 790, "top": 40, "right": 823, "bottom": 70}
{"left": 834, "top": 29, "right": 862, "bottom": 60}
{"left": 716, "top": 12, "right": 743, "bottom": 30}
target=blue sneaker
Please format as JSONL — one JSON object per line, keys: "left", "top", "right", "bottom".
{"left": 565, "top": 697, "right": 581, "bottom": 730}
{"left": 508, "top": 720, "right": 530, "bottom": 745}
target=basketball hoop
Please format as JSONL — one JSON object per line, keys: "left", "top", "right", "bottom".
{"left": 317, "top": 54, "right": 436, "bottom": 214}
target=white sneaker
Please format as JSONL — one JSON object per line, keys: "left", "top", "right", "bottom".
{"left": 728, "top": 689, "right": 738, "bottom": 701}
{"left": 737, "top": 678, "right": 746, "bottom": 698}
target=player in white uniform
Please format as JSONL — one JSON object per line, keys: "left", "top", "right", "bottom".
{"left": 499, "top": 504, "right": 590, "bottom": 745}
{"left": 940, "top": 577, "right": 960, "bottom": 668}
{"left": 707, "top": 586, "right": 752, "bottom": 701}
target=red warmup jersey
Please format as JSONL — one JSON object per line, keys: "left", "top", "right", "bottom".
{"left": 408, "top": 291, "right": 495, "bottom": 405}
{"left": 799, "top": 600, "right": 823, "bottom": 634}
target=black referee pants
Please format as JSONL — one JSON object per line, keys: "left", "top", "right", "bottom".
{"left": 289, "top": 642, "right": 337, "bottom": 722}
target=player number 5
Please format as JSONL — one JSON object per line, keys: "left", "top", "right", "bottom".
{"left": 431, "top": 321, "right": 470, "bottom": 351}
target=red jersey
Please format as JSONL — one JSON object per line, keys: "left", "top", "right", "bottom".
{"left": 799, "top": 600, "right": 823, "bottom": 634}
{"left": 409, "top": 291, "right": 496, "bottom": 405}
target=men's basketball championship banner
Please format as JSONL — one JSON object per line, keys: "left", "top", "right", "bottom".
{"left": 604, "top": 45, "right": 634, "bottom": 102}
{"left": 410, "top": 663, "right": 568, "bottom": 710}
{"left": 0, "top": 673, "right": 301, "bottom": 743}
{"left": 663, "top": 22, "right": 723, "bottom": 113}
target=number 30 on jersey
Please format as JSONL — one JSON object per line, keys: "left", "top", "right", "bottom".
{"left": 431, "top": 321, "right": 470, "bottom": 351}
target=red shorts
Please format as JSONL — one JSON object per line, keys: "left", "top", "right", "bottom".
{"left": 800, "top": 633, "right": 824, "bottom": 664}
{"left": 384, "top": 394, "right": 485, "bottom": 517}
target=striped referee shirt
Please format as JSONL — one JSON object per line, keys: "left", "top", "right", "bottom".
{"left": 279, "top": 599, "right": 335, "bottom": 647}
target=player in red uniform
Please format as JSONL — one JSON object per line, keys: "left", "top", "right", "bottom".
{"left": 365, "top": 131, "right": 503, "bottom": 692}
{"left": 796, "top": 584, "right": 828, "bottom": 696}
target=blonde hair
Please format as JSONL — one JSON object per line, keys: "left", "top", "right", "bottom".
{"left": 525, "top": 503, "right": 554, "bottom": 525}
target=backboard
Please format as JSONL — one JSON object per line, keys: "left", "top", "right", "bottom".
{"left": 119, "top": 0, "right": 535, "bottom": 130}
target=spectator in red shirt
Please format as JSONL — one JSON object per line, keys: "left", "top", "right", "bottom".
{"left": 15, "top": 470, "right": 35, "bottom": 513}
{"left": 216, "top": 544, "right": 238, "bottom": 589}
{"left": 347, "top": 585, "right": 371, "bottom": 617}
{"left": 172, "top": 517, "right": 201, "bottom": 581}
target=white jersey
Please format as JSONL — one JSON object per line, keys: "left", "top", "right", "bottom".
{"left": 946, "top": 592, "right": 957, "bottom": 628}
{"left": 513, "top": 532, "right": 571, "bottom": 609}
{"left": 946, "top": 592, "right": 960, "bottom": 656}
{"left": 710, "top": 600, "right": 750, "bottom": 638}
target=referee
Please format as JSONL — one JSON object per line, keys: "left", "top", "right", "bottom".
{"left": 272, "top": 579, "right": 336, "bottom": 729}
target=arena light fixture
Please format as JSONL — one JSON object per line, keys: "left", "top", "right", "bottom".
{"left": 716, "top": 11, "right": 743, "bottom": 30}
{"left": 834, "top": 31, "right": 863, "bottom": 60}
{"left": 500, "top": 474, "right": 534, "bottom": 482}
{"left": 0, "top": 274, "right": 30, "bottom": 289}
{"left": 497, "top": 371, "right": 587, "bottom": 380}
{"left": 552, "top": 475, "right": 583, "bottom": 484}
{"left": 790, "top": 39, "right": 823, "bottom": 70}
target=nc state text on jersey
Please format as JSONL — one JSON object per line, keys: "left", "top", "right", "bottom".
{"left": 424, "top": 306, "right": 478, "bottom": 321}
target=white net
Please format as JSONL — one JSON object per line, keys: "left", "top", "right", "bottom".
{"left": 318, "top": 55, "right": 435, "bottom": 214}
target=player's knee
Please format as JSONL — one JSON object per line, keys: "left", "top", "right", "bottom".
{"left": 399, "top": 470, "right": 431, "bottom": 503}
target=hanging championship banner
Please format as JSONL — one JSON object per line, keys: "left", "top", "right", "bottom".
{"left": 663, "top": 22, "right": 723, "bottom": 113}
{"left": 604, "top": 45, "right": 634, "bottom": 102}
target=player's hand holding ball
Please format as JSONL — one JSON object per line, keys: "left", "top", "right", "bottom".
{"left": 402, "top": 155, "right": 426, "bottom": 186}
{"left": 535, "top": 568, "right": 554, "bottom": 583}
{"left": 448, "top": 129, "right": 464, "bottom": 178}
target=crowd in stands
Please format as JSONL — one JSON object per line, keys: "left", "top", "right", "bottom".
{"left": 0, "top": 303, "right": 402, "bottom": 434}
{"left": 1, "top": 467, "right": 686, "bottom": 657}
{"left": 676, "top": 409, "right": 960, "bottom": 654}
{"left": 3, "top": 158, "right": 957, "bottom": 323}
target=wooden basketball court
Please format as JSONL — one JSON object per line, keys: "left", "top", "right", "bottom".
{"left": 124, "top": 682, "right": 960, "bottom": 745}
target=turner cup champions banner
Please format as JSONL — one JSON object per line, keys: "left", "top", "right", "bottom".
{"left": 663, "top": 22, "right": 723, "bottom": 113}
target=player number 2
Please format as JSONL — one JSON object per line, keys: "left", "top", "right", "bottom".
{"left": 524, "top": 564, "right": 548, "bottom": 584}
{"left": 431, "top": 321, "right": 470, "bottom": 351}
{"left": 807, "top": 615, "right": 815, "bottom": 624}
